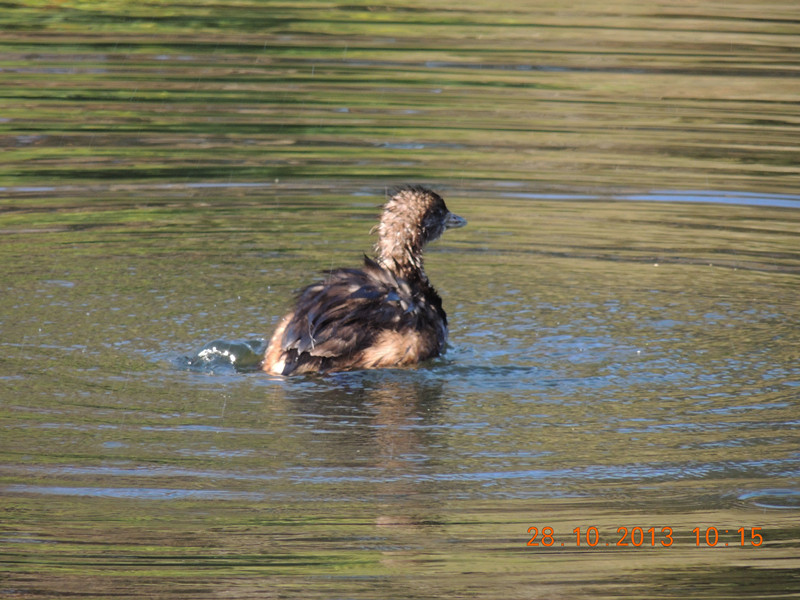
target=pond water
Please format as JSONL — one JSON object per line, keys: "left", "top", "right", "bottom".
{"left": 2, "top": 1, "right": 799, "bottom": 598}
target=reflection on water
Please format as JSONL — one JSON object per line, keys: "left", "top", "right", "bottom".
{"left": 2, "top": 0, "right": 800, "bottom": 598}
{"left": 2, "top": 1, "right": 799, "bottom": 195}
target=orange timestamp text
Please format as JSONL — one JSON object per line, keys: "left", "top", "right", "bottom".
{"left": 526, "top": 526, "right": 764, "bottom": 548}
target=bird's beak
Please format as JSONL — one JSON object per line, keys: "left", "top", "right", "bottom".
{"left": 445, "top": 212, "right": 467, "bottom": 229}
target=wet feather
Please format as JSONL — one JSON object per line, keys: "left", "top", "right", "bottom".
{"left": 263, "top": 186, "right": 465, "bottom": 375}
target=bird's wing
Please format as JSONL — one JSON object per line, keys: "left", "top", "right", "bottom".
{"left": 279, "top": 257, "right": 419, "bottom": 359}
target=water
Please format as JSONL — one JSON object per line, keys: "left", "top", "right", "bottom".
{"left": 2, "top": 1, "right": 800, "bottom": 598}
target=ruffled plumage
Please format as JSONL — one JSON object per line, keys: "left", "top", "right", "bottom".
{"left": 263, "top": 186, "right": 465, "bottom": 375}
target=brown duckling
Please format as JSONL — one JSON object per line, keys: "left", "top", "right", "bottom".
{"left": 263, "top": 185, "right": 466, "bottom": 375}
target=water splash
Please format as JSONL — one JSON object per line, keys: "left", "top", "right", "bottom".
{"left": 181, "top": 339, "right": 267, "bottom": 373}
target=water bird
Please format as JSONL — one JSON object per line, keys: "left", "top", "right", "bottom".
{"left": 263, "top": 185, "right": 466, "bottom": 375}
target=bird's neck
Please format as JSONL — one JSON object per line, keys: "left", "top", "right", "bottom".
{"left": 377, "top": 245, "right": 447, "bottom": 324}
{"left": 378, "top": 245, "right": 429, "bottom": 288}
{"left": 378, "top": 255, "right": 430, "bottom": 286}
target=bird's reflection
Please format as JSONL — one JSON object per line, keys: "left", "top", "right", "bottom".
{"left": 276, "top": 370, "right": 448, "bottom": 535}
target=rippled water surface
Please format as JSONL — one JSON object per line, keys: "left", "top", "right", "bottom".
{"left": 2, "top": 1, "right": 800, "bottom": 598}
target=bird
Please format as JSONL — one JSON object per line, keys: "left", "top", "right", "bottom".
{"left": 263, "top": 185, "right": 466, "bottom": 375}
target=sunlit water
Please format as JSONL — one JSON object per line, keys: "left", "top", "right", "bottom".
{"left": 2, "top": 1, "right": 800, "bottom": 598}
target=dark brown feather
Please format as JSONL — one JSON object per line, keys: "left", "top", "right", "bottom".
{"left": 274, "top": 257, "right": 445, "bottom": 374}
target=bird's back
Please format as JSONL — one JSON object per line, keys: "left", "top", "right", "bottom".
{"left": 263, "top": 257, "right": 447, "bottom": 375}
